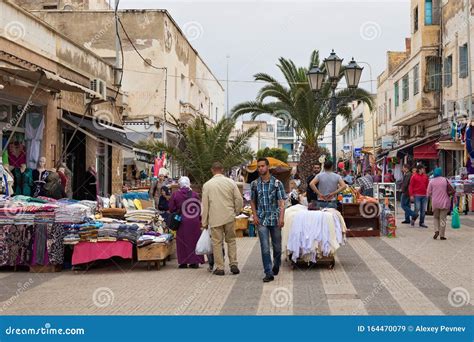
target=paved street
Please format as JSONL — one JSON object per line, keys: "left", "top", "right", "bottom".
{"left": 0, "top": 211, "right": 472, "bottom": 316}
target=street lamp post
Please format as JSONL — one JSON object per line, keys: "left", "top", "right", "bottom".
{"left": 307, "top": 50, "right": 363, "bottom": 171}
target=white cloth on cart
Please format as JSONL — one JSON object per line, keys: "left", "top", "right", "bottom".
{"left": 282, "top": 204, "right": 307, "bottom": 252}
{"left": 287, "top": 210, "right": 345, "bottom": 263}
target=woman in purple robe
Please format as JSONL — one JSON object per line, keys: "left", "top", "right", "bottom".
{"left": 169, "top": 176, "right": 205, "bottom": 268}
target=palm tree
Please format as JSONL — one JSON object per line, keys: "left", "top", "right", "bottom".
{"left": 137, "top": 115, "right": 257, "bottom": 189}
{"left": 232, "top": 50, "right": 374, "bottom": 188}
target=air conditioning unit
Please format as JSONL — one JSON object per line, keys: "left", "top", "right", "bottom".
{"left": 87, "top": 78, "right": 107, "bottom": 100}
{"left": 399, "top": 126, "right": 410, "bottom": 138}
{"left": 415, "top": 124, "right": 424, "bottom": 137}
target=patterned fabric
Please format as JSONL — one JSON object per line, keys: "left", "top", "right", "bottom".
{"left": 47, "top": 224, "right": 65, "bottom": 265}
{"left": 251, "top": 176, "right": 287, "bottom": 227}
{"left": 0, "top": 225, "right": 33, "bottom": 266}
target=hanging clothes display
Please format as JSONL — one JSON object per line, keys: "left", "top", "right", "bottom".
{"left": 32, "top": 169, "right": 49, "bottom": 197}
{"left": 25, "top": 112, "right": 45, "bottom": 170}
{"left": 13, "top": 166, "right": 33, "bottom": 196}
{"left": 8, "top": 140, "right": 27, "bottom": 168}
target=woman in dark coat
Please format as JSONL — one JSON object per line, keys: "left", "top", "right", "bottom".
{"left": 168, "top": 176, "right": 204, "bottom": 269}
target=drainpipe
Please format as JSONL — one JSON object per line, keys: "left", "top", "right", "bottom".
{"left": 467, "top": 0, "right": 473, "bottom": 119}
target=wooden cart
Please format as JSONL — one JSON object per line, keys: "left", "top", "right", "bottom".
{"left": 137, "top": 242, "right": 171, "bottom": 270}
{"left": 288, "top": 254, "right": 336, "bottom": 270}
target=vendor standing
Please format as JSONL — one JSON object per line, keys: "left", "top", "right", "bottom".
{"left": 309, "top": 160, "right": 347, "bottom": 209}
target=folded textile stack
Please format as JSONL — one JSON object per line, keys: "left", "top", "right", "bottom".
{"left": 117, "top": 224, "right": 141, "bottom": 242}
{"left": 122, "top": 192, "right": 150, "bottom": 201}
{"left": 97, "top": 223, "right": 120, "bottom": 242}
{"left": 63, "top": 221, "right": 103, "bottom": 242}
{"left": 63, "top": 232, "right": 80, "bottom": 245}
{"left": 79, "top": 200, "right": 97, "bottom": 214}
{"left": 124, "top": 209, "right": 157, "bottom": 223}
{"left": 55, "top": 203, "right": 92, "bottom": 223}
{"left": 137, "top": 233, "right": 173, "bottom": 247}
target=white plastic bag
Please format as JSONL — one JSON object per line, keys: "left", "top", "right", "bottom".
{"left": 195, "top": 229, "right": 212, "bottom": 255}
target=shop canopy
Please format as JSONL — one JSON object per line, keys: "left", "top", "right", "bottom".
{"left": 0, "top": 62, "right": 101, "bottom": 98}
{"left": 436, "top": 140, "right": 465, "bottom": 151}
{"left": 387, "top": 134, "right": 439, "bottom": 158}
{"left": 61, "top": 112, "right": 135, "bottom": 150}
{"left": 413, "top": 140, "right": 439, "bottom": 160}
{"left": 245, "top": 157, "right": 291, "bottom": 173}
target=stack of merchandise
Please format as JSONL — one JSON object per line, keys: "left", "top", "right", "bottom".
{"left": 78, "top": 200, "right": 97, "bottom": 214}
{"left": 117, "top": 223, "right": 142, "bottom": 243}
{"left": 97, "top": 223, "right": 120, "bottom": 242}
{"left": 55, "top": 203, "right": 92, "bottom": 224}
{"left": 63, "top": 221, "right": 103, "bottom": 243}
{"left": 124, "top": 209, "right": 157, "bottom": 224}
{"left": 137, "top": 232, "right": 173, "bottom": 247}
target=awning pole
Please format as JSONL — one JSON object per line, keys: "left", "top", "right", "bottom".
{"left": 2, "top": 78, "right": 41, "bottom": 154}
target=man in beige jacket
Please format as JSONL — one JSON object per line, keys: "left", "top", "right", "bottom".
{"left": 201, "top": 162, "right": 243, "bottom": 276}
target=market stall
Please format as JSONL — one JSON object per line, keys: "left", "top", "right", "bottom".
{"left": 0, "top": 193, "right": 174, "bottom": 272}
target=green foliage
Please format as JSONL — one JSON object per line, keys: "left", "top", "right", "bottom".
{"left": 256, "top": 147, "right": 289, "bottom": 163}
{"left": 231, "top": 50, "right": 374, "bottom": 148}
{"left": 136, "top": 116, "right": 257, "bottom": 188}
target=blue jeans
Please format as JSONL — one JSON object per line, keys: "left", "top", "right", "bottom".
{"left": 401, "top": 193, "right": 416, "bottom": 221}
{"left": 257, "top": 225, "right": 282, "bottom": 277}
{"left": 316, "top": 200, "right": 338, "bottom": 209}
{"left": 414, "top": 196, "right": 427, "bottom": 224}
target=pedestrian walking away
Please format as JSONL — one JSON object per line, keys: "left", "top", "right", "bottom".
{"left": 409, "top": 164, "right": 429, "bottom": 228}
{"left": 251, "top": 158, "right": 287, "bottom": 283}
{"left": 201, "top": 162, "right": 243, "bottom": 276}
{"left": 169, "top": 176, "right": 204, "bottom": 269}
{"left": 427, "top": 168, "right": 451, "bottom": 240}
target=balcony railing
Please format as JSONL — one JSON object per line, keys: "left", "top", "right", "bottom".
{"left": 277, "top": 131, "right": 294, "bottom": 137}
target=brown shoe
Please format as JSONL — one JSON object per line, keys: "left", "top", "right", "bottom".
{"left": 230, "top": 265, "right": 240, "bottom": 275}
{"left": 433, "top": 232, "right": 439, "bottom": 240}
{"left": 213, "top": 269, "right": 225, "bottom": 276}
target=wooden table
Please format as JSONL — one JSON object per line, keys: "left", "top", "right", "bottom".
{"left": 137, "top": 242, "right": 171, "bottom": 270}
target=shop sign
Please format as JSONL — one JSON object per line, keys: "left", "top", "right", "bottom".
{"left": 382, "top": 135, "right": 394, "bottom": 149}
{"left": 354, "top": 148, "right": 362, "bottom": 157}
{"left": 343, "top": 144, "right": 352, "bottom": 153}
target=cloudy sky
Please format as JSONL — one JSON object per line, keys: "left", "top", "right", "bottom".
{"left": 121, "top": 0, "right": 410, "bottom": 113}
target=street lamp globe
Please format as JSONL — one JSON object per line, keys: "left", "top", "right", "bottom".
{"left": 307, "top": 66, "right": 325, "bottom": 92}
{"left": 344, "top": 58, "right": 364, "bottom": 88}
{"left": 324, "top": 50, "right": 343, "bottom": 80}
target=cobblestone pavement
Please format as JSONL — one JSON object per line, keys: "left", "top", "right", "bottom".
{"left": 0, "top": 211, "right": 472, "bottom": 315}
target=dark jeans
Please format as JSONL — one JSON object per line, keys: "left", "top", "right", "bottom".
{"left": 257, "top": 225, "right": 282, "bottom": 277}
{"left": 401, "top": 193, "right": 416, "bottom": 221}
{"left": 414, "top": 195, "right": 427, "bottom": 224}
